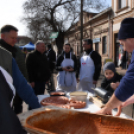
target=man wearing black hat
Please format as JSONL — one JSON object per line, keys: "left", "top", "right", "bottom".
{"left": 96, "top": 18, "right": 134, "bottom": 115}
{"left": 76, "top": 39, "right": 102, "bottom": 93}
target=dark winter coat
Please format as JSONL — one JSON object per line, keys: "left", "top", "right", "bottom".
{"left": 0, "top": 39, "right": 28, "bottom": 80}
{"left": 101, "top": 72, "right": 123, "bottom": 95}
{"left": 26, "top": 50, "right": 51, "bottom": 83}
{"left": 45, "top": 49, "right": 56, "bottom": 72}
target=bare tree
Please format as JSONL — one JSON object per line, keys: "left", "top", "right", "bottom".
{"left": 22, "top": 0, "right": 108, "bottom": 52}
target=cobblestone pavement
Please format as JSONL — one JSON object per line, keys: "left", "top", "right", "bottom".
{"left": 22, "top": 67, "right": 127, "bottom": 113}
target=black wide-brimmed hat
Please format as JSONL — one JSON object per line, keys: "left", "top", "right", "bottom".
{"left": 118, "top": 18, "right": 134, "bottom": 40}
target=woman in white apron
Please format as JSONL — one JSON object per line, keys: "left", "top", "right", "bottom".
{"left": 56, "top": 43, "right": 77, "bottom": 92}
{"left": 76, "top": 39, "right": 102, "bottom": 94}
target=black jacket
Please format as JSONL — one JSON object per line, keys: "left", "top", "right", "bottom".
{"left": 0, "top": 39, "right": 28, "bottom": 80}
{"left": 26, "top": 50, "right": 51, "bottom": 83}
{"left": 56, "top": 51, "right": 77, "bottom": 72}
{"left": 101, "top": 72, "right": 122, "bottom": 95}
{"left": 0, "top": 71, "right": 27, "bottom": 134}
{"left": 46, "top": 49, "right": 56, "bottom": 72}
{"left": 76, "top": 48, "right": 102, "bottom": 81}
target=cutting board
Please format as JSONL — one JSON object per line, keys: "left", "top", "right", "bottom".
{"left": 89, "top": 96, "right": 105, "bottom": 108}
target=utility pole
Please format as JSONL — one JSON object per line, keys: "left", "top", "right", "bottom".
{"left": 80, "top": 0, "right": 83, "bottom": 53}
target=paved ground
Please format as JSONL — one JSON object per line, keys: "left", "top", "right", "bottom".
{"left": 22, "top": 67, "right": 127, "bottom": 113}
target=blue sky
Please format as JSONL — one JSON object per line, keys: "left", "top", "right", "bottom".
{"left": 107, "top": 0, "right": 111, "bottom": 6}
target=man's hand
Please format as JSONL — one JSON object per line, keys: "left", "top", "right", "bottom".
{"left": 93, "top": 81, "right": 97, "bottom": 84}
{"left": 68, "top": 67, "right": 74, "bottom": 72}
{"left": 110, "top": 83, "right": 117, "bottom": 90}
{"left": 95, "top": 106, "right": 121, "bottom": 116}
{"left": 62, "top": 67, "right": 69, "bottom": 71}
{"left": 95, "top": 94, "right": 122, "bottom": 115}
{"left": 116, "top": 82, "right": 120, "bottom": 87}
{"left": 30, "top": 82, "right": 35, "bottom": 88}
{"left": 95, "top": 106, "right": 112, "bottom": 115}
{"left": 110, "top": 82, "right": 120, "bottom": 90}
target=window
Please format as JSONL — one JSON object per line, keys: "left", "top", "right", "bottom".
{"left": 118, "top": 0, "right": 126, "bottom": 9}
{"left": 95, "top": 43, "right": 99, "bottom": 53}
{"left": 102, "top": 36, "right": 107, "bottom": 54}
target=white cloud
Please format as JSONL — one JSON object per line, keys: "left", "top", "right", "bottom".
{"left": 0, "top": 0, "right": 111, "bottom": 36}
{"left": 0, "top": 0, "right": 27, "bottom": 35}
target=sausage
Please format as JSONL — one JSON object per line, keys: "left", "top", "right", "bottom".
{"left": 50, "top": 92, "right": 65, "bottom": 96}
{"left": 69, "top": 100, "right": 86, "bottom": 109}
{"left": 41, "top": 96, "right": 69, "bottom": 106}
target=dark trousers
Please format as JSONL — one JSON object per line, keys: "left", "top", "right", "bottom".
{"left": 29, "top": 82, "right": 45, "bottom": 110}
{"left": 33, "top": 82, "right": 45, "bottom": 95}
{"left": 122, "top": 62, "right": 126, "bottom": 69}
{"left": 13, "top": 93, "right": 23, "bottom": 114}
{"left": 46, "top": 74, "right": 55, "bottom": 93}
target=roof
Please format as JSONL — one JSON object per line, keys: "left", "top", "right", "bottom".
{"left": 88, "top": 7, "right": 112, "bottom": 22}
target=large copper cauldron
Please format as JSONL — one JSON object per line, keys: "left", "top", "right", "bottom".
{"left": 25, "top": 109, "right": 134, "bottom": 134}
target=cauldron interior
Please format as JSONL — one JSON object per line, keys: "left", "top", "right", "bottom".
{"left": 25, "top": 109, "right": 134, "bottom": 134}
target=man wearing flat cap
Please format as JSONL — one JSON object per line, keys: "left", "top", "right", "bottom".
{"left": 96, "top": 18, "right": 134, "bottom": 115}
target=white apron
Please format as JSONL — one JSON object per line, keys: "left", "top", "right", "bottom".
{"left": 56, "top": 53, "right": 76, "bottom": 92}
{"left": 0, "top": 66, "right": 16, "bottom": 106}
{"left": 79, "top": 51, "right": 95, "bottom": 93}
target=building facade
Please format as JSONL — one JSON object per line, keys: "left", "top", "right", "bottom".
{"left": 16, "top": 36, "right": 32, "bottom": 46}
{"left": 65, "top": 8, "right": 114, "bottom": 64}
{"left": 112, "top": 0, "right": 134, "bottom": 66}
{"left": 65, "top": 0, "right": 134, "bottom": 66}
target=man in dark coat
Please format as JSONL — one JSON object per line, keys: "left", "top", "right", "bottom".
{"left": 0, "top": 46, "right": 40, "bottom": 134}
{"left": 46, "top": 44, "right": 56, "bottom": 72}
{"left": 46, "top": 43, "right": 56, "bottom": 91}
{"left": 26, "top": 40, "right": 51, "bottom": 99}
{"left": 0, "top": 25, "right": 28, "bottom": 114}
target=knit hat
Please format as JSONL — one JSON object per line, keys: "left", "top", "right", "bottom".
{"left": 103, "top": 62, "right": 115, "bottom": 73}
{"left": 118, "top": 18, "right": 134, "bottom": 40}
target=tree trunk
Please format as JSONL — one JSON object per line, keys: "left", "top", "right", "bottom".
{"left": 56, "top": 31, "right": 64, "bottom": 55}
